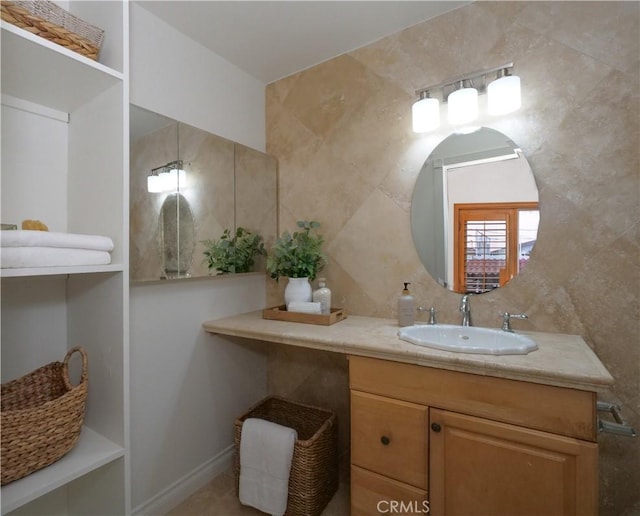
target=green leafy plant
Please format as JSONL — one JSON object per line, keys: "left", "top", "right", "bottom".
{"left": 266, "top": 220, "right": 326, "bottom": 281}
{"left": 202, "top": 227, "right": 266, "bottom": 274}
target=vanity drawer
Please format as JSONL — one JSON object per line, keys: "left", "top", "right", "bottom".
{"left": 351, "top": 390, "right": 427, "bottom": 489}
{"left": 351, "top": 465, "right": 428, "bottom": 516}
{"left": 349, "top": 355, "right": 596, "bottom": 441}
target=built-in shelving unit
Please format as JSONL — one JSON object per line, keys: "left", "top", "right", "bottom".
{"left": 0, "top": 263, "right": 124, "bottom": 278}
{"left": 1, "top": 22, "right": 123, "bottom": 112}
{"left": 1, "top": 3, "right": 130, "bottom": 514}
{"left": 1, "top": 428, "right": 124, "bottom": 514}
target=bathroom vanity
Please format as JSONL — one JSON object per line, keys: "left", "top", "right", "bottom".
{"left": 203, "top": 311, "right": 613, "bottom": 516}
{"left": 350, "top": 356, "right": 597, "bottom": 515}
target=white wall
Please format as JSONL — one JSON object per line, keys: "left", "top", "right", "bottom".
{"left": 130, "top": 275, "right": 267, "bottom": 513}
{"left": 1, "top": 98, "right": 68, "bottom": 231}
{"left": 129, "top": 3, "right": 265, "bottom": 151}
{"left": 128, "top": 4, "right": 268, "bottom": 512}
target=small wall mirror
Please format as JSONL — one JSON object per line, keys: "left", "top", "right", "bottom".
{"left": 158, "top": 193, "right": 196, "bottom": 278}
{"left": 411, "top": 127, "right": 539, "bottom": 294}
{"left": 130, "top": 105, "right": 277, "bottom": 281}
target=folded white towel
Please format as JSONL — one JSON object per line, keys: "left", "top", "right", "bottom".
{"left": 287, "top": 301, "right": 322, "bottom": 314}
{"left": 1, "top": 247, "right": 112, "bottom": 268}
{"left": 239, "top": 418, "right": 297, "bottom": 516}
{"left": 0, "top": 230, "right": 114, "bottom": 252}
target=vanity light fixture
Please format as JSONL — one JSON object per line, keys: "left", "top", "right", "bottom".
{"left": 147, "top": 171, "right": 163, "bottom": 193}
{"left": 147, "top": 160, "right": 187, "bottom": 193}
{"left": 412, "top": 90, "right": 440, "bottom": 133}
{"left": 487, "top": 68, "right": 521, "bottom": 116}
{"left": 447, "top": 80, "right": 478, "bottom": 125}
{"left": 412, "top": 62, "right": 521, "bottom": 133}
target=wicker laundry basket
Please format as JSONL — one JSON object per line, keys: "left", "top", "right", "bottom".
{"left": 1, "top": 0, "right": 104, "bottom": 60}
{"left": 235, "top": 396, "right": 339, "bottom": 516}
{"left": 1, "top": 347, "right": 88, "bottom": 485}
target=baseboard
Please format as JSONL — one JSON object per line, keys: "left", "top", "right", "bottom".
{"left": 132, "top": 444, "right": 235, "bottom": 516}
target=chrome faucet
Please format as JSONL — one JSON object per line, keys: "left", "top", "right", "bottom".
{"left": 460, "top": 294, "right": 472, "bottom": 326}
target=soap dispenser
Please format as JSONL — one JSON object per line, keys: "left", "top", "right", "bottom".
{"left": 312, "top": 277, "right": 332, "bottom": 315}
{"left": 398, "top": 282, "right": 416, "bottom": 327}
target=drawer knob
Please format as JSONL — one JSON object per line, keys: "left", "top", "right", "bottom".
{"left": 380, "top": 435, "right": 391, "bottom": 445}
{"left": 431, "top": 422, "right": 442, "bottom": 433}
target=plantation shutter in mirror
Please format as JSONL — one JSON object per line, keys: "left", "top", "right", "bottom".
{"left": 454, "top": 204, "right": 519, "bottom": 294}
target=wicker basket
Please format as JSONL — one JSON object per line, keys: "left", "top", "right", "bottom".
{"left": 1, "top": 0, "right": 104, "bottom": 60}
{"left": 1, "top": 347, "right": 88, "bottom": 485}
{"left": 235, "top": 396, "right": 339, "bottom": 516}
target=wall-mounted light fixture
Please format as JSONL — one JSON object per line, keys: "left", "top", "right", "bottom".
{"left": 147, "top": 160, "right": 187, "bottom": 193}
{"left": 412, "top": 62, "right": 521, "bottom": 133}
{"left": 412, "top": 91, "right": 440, "bottom": 132}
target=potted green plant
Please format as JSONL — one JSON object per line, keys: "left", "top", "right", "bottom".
{"left": 202, "top": 227, "right": 266, "bottom": 274}
{"left": 266, "top": 220, "right": 326, "bottom": 307}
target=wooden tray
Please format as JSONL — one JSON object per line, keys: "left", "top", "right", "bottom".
{"left": 262, "top": 305, "right": 347, "bottom": 326}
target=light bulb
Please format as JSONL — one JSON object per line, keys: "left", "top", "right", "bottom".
{"left": 147, "top": 175, "right": 163, "bottom": 193}
{"left": 448, "top": 87, "right": 478, "bottom": 125}
{"left": 488, "top": 74, "right": 521, "bottom": 115}
{"left": 159, "top": 170, "right": 173, "bottom": 192}
{"left": 412, "top": 96, "right": 440, "bottom": 133}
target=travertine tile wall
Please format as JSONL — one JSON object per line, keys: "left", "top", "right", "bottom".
{"left": 265, "top": 2, "right": 639, "bottom": 514}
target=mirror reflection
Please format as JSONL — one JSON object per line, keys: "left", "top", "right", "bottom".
{"left": 158, "top": 193, "right": 196, "bottom": 278}
{"left": 411, "top": 127, "right": 539, "bottom": 294}
{"left": 130, "top": 105, "right": 277, "bottom": 281}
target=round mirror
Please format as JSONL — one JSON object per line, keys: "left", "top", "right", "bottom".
{"left": 158, "top": 193, "right": 196, "bottom": 278}
{"left": 411, "top": 127, "right": 539, "bottom": 294}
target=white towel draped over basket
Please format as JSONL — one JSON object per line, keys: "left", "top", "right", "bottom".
{"left": 1, "top": 230, "right": 114, "bottom": 268}
{"left": 239, "top": 417, "right": 297, "bottom": 516}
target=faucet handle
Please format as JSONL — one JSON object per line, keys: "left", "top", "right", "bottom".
{"left": 417, "top": 306, "right": 438, "bottom": 325}
{"left": 500, "top": 312, "right": 528, "bottom": 332}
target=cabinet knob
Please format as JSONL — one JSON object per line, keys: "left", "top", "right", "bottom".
{"left": 431, "top": 422, "right": 442, "bottom": 433}
{"left": 380, "top": 435, "right": 390, "bottom": 445}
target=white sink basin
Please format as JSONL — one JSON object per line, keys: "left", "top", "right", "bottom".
{"left": 397, "top": 324, "right": 538, "bottom": 355}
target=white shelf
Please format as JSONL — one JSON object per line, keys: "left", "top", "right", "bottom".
{"left": 0, "top": 21, "right": 123, "bottom": 112}
{"left": 0, "top": 264, "right": 123, "bottom": 278}
{"left": 1, "top": 426, "right": 125, "bottom": 514}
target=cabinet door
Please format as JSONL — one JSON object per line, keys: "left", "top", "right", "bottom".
{"left": 351, "top": 465, "right": 428, "bottom": 516}
{"left": 429, "top": 408, "right": 598, "bottom": 516}
{"left": 351, "top": 390, "right": 428, "bottom": 489}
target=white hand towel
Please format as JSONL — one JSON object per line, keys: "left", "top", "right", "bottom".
{"left": 287, "top": 301, "right": 322, "bottom": 314}
{"left": 239, "top": 418, "right": 297, "bottom": 516}
{"left": 1, "top": 230, "right": 114, "bottom": 252}
{"left": 1, "top": 247, "right": 112, "bottom": 268}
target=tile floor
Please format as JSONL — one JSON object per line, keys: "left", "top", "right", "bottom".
{"left": 167, "top": 467, "right": 350, "bottom": 516}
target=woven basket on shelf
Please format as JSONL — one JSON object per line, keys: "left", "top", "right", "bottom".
{"left": 1, "top": 347, "right": 88, "bottom": 485}
{"left": 1, "top": 0, "right": 104, "bottom": 60}
{"left": 235, "top": 396, "right": 339, "bottom": 516}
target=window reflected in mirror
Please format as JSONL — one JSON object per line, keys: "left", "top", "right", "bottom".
{"left": 454, "top": 203, "right": 539, "bottom": 294}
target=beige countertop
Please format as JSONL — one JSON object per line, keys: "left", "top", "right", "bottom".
{"left": 203, "top": 311, "right": 614, "bottom": 392}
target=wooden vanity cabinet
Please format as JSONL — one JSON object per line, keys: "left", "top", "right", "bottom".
{"left": 349, "top": 355, "right": 598, "bottom": 516}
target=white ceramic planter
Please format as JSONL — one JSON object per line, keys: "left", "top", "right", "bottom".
{"left": 284, "top": 277, "right": 312, "bottom": 308}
